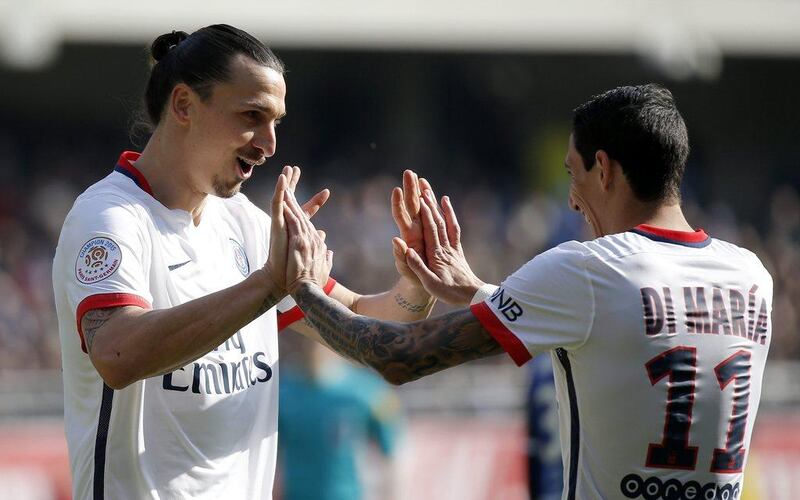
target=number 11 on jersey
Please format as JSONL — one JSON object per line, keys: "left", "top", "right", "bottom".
{"left": 645, "top": 346, "right": 752, "bottom": 473}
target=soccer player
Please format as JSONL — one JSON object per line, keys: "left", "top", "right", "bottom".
{"left": 52, "top": 25, "right": 435, "bottom": 499}
{"left": 282, "top": 84, "right": 773, "bottom": 500}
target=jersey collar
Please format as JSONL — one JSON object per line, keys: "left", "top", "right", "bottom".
{"left": 630, "top": 224, "right": 711, "bottom": 248}
{"left": 114, "top": 151, "right": 154, "bottom": 196}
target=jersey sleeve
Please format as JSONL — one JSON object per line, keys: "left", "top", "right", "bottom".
{"left": 470, "top": 241, "right": 595, "bottom": 366}
{"left": 58, "top": 196, "right": 153, "bottom": 352}
{"left": 276, "top": 278, "right": 338, "bottom": 330}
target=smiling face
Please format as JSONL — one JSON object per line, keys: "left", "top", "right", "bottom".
{"left": 565, "top": 133, "right": 606, "bottom": 237}
{"left": 185, "top": 54, "right": 287, "bottom": 198}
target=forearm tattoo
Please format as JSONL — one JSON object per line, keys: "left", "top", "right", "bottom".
{"left": 81, "top": 308, "right": 120, "bottom": 353}
{"left": 253, "top": 291, "right": 282, "bottom": 320}
{"left": 293, "top": 284, "right": 503, "bottom": 384}
{"left": 393, "top": 293, "right": 428, "bottom": 313}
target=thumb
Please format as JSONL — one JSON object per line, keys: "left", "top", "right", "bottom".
{"left": 392, "top": 237, "right": 409, "bottom": 258}
{"left": 405, "top": 247, "right": 439, "bottom": 285}
{"left": 271, "top": 174, "right": 287, "bottom": 225}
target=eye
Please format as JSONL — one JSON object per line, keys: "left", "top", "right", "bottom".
{"left": 274, "top": 119, "right": 282, "bottom": 127}
{"left": 243, "top": 110, "right": 261, "bottom": 121}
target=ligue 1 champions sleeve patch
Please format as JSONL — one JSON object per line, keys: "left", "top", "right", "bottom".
{"left": 230, "top": 239, "right": 250, "bottom": 276}
{"left": 75, "top": 237, "right": 122, "bottom": 284}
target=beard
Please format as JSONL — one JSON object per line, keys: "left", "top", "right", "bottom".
{"left": 212, "top": 174, "right": 242, "bottom": 198}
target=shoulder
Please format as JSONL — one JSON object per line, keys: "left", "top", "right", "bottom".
{"left": 507, "top": 240, "right": 595, "bottom": 292}
{"left": 517, "top": 240, "right": 594, "bottom": 275}
{"left": 708, "top": 237, "right": 773, "bottom": 283}
{"left": 64, "top": 176, "right": 149, "bottom": 229}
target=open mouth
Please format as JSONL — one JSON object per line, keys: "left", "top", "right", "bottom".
{"left": 237, "top": 157, "right": 256, "bottom": 178}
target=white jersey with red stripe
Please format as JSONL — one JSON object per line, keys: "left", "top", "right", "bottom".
{"left": 471, "top": 226, "right": 772, "bottom": 500}
{"left": 52, "top": 152, "right": 308, "bottom": 499}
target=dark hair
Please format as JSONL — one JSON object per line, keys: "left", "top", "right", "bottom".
{"left": 572, "top": 84, "right": 689, "bottom": 203}
{"left": 144, "top": 24, "right": 285, "bottom": 126}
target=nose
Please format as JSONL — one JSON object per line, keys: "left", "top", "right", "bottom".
{"left": 251, "top": 124, "right": 277, "bottom": 158}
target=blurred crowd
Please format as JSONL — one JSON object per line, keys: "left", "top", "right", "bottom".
{"left": 0, "top": 132, "right": 798, "bottom": 372}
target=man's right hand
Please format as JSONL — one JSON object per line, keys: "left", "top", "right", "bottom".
{"left": 263, "top": 166, "right": 330, "bottom": 293}
{"left": 282, "top": 186, "right": 332, "bottom": 295}
{"left": 402, "top": 189, "right": 485, "bottom": 306}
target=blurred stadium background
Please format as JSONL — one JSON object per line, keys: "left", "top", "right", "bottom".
{"left": 0, "top": 2, "right": 799, "bottom": 499}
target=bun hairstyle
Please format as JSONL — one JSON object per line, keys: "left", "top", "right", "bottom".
{"left": 143, "top": 24, "right": 285, "bottom": 126}
{"left": 150, "top": 30, "right": 189, "bottom": 62}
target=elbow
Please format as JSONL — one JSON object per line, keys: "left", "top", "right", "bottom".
{"left": 371, "top": 362, "right": 416, "bottom": 386}
{"left": 94, "top": 365, "right": 136, "bottom": 390}
{"left": 382, "top": 373, "right": 411, "bottom": 386}
{"left": 90, "top": 347, "right": 140, "bottom": 390}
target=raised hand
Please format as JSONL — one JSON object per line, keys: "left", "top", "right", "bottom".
{"left": 402, "top": 189, "right": 485, "bottom": 306}
{"left": 283, "top": 165, "right": 331, "bottom": 218}
{"left": 283, "top": 185, "right": 333, "bottom": 294}
{"left": 391, "top": 170, "right": 435, "bottom": 283}
{"left": 264, "top": 166, "right": 330, "bottom": 293}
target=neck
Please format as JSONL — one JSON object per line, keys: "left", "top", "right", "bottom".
{"left": 607, "top": 198, "right": 693, "bottom": 235}
{"left": 135, "top": 128, "right": 208, "bottom": 223}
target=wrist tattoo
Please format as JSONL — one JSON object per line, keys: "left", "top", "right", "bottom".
{"left": 394, "top": 293, "right": 428, "bottom": 313}
{"left": 81, "top": 308, "right": 120, "bottom": 353}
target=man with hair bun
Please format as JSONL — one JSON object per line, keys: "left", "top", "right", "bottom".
{"left": 284, "top": 84, "right": 774, "bottom": 500}
{"left": 52, "top": 24, "right": 434, "bottom": 499}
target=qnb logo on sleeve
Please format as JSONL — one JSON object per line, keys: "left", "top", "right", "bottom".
{"left": 75, "top": 237, "right": 122, "bottom": 284}
{"left": 490, "top": 287, "right": 523, "bottom": 322}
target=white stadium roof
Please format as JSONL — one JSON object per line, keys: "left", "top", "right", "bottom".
{"left": 1, "top": 0, "right": 799, "bottom": 70}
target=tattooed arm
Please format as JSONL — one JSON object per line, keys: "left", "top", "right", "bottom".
{"left": 291, "top": 282, "right": 503, "bottom": 384}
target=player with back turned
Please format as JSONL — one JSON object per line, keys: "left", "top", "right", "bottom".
{"left": 52, "top": 25, "right": 437, "bottom": 499}
{"left": 281, "top": 84, "right": 773, "bottom": 500}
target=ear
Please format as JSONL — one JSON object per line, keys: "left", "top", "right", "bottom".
{"left": 595, "top": 149, "right": 615, "bottom": 192}
{"left": 168, "top": 83, "right": 195, "bottom": 127}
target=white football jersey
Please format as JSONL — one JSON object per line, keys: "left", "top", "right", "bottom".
{"left": 53, "top": 152, "right": 302, "bottom": 499}
{"left": 472, "top": 225, "right": 772, "bottom": 500}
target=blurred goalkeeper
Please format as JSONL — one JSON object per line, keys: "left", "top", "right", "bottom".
{"left": 281, "top": 84, "right": 773, "bottom": 500}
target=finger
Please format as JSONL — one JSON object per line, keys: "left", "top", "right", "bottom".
{"left": 289, "top": 166, "right": 301, "bottom": 192}
{"left": 281, "top": 166, "right": 292, "bottom": 188}
{"left": 403, "top": 170, "right": 421, "bottom": 216}
{"left": 442, "top": 196, "right": 462, "bottom": 247}
{"left": 423, "top": 190, "right": 450, "bottom": 247}
{"left": 392, "top": 237, "right": 410, "bottom": 267}
{"left": 282, "top": 165, "right": 296, "bottom": 192}
{"left": 406, "top": 247, "right": 440, "bottom": 285}
{"left": 302, "top": 189, "right": 330, "bottom": 218}
{"left": 317, "top": 229, "right": 327, "bottom": 242}
{"left": 284, "top": 190, "right": 314, "bottom": 235}
{"left": 392, "top": 236, "right": 408, "bottom": 256}
{"left": 418, "top": 201, "right": 441, "bottom": 260}
{"left": 391, "top": 187, "right": 412, "bottom": 229}
{"left": 283, "top": 201, "right": 302, "bottom": 236}
{"left": 284, "top": 189, "right": 307, "bottom": 224}
{"left": 419, "top": 178, "right": 435, "bottom": 202}
{"left": 271, "top": 174, "right": 288, "bottom": 224}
